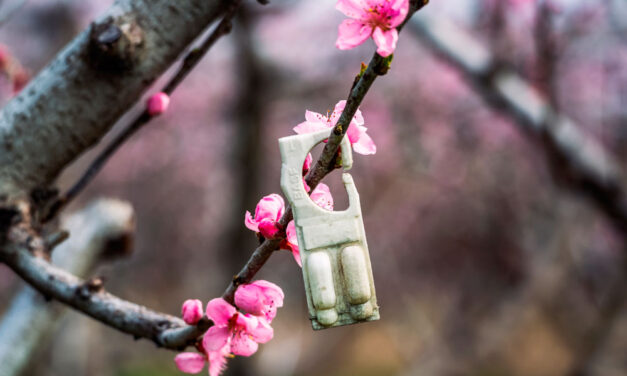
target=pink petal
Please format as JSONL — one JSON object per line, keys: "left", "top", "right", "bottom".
{"left": 252, "top": 280, "right": 284, "bottom": 306}
{"left": 146, "top": 92, "right": 170, "bottom": 116}
{"left": 244, "top": 211, "right": 259, "bottom": 232}
{"left": 305, "top": 110, "right": 326, "bottom": 124}
{"left": 294, "top": 120, "right": 330, "bottom": 134}
{"left": 336, "top": 0, "right": 368, "bottom": 19}
{"left": 303, "top": 153, "right": 313, "bottom": 173}
{"left": 249, "top": 318, "right": 274, "bottom": 344}
{"left": 303, "top": 178, "right": 311, "bottom": 193}
{"left": 206, "top": 298, "right": 236, "bottom": 326}
{"left": 236, "top": 313, "right": 259, "bottom": 333}
{"left": 235, "top": 284, "right": 265, "bottom": 316}
{"left": 181, "top": 299, "right": 204, "bottom": 325}
{"left": 352, "top": 108, "right": 365, "bottom": 126}
{"left": 351, "top": 126, "right": 377, "bottom": 155}
{"left": 291, "top": 246, "right": 302, "bottom": 268}
{"left": 286, "top": 221, "right": 298, "bottom": 245}
{"left": 346, "top": 122, "right": 362, "bottom": 144}
{"left": 311, "top": 183, "right": 334, "bottom": 211}
{"left": 208, "top": 346, "right": 230, "bottom": 376}
{"left": 336, "top": 19, "right": 373, "bottom": 50}
{"left": 389, "top": 0, "right": 410, "bottom": 27}
{"left": 203, "top": 326, "right": 230, "bottom": 352}
{"left": 285, "top": 221, "right": 302, "bottom": 267}
{"left": 254, "top": 194, "right": 285, "bottom": 222}
{"left": 174, "top": 352, "right": 206, "bottom": 374}
{"left": 372, "top": 27, "right": 398, "bottom": 57}
{"left": 329, "top": 100, "right": 347, "bottom": 125}
{"left": 230, "top": 332, "right": 259, "bottom": 357}
{"left": 258, "top": 219, "right": 280, "bottom": 239}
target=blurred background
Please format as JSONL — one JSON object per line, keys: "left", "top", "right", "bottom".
{"left": 1, "top": 0, "right": 626, "bottom": 375}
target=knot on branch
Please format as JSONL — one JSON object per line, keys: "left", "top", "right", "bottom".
{"left": 76, "top": 276, "right": 105, "bottom": 299}
{"left": 88, "top": 16, "right": 145, "bottom": 71}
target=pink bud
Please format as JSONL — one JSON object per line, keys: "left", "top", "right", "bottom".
{"left": 258, "top": 218, "right": 280, "bottom": 239}
{"left": 146, "top": 92, "right": 170, "bottom": 116}
{"left": 181, "top": 299, "right": 203, "bottom": 325}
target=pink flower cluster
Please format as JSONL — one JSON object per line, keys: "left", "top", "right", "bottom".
{"left": 175, "top": 281, "right": 284, "bottom": 376}
{"left": 294, "top": 100, "right": 376, "bottom": 155}
{"left": 244, "top": 184, "right": 334, "bottom": 267}
{"left": 335, "top": 0, "right": 410, "bottom": 57}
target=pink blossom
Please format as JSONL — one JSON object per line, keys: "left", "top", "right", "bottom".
{"left": 335, "top": 0, "right": 409, "bottom": 57}
{"left": 174, "top": 347, "right": 230, "bottom": 376}
{"left": 244, "top": 194, "right": 285, "bottom": 238}
{"left": 235, "top": 280, "right": 284, "bottom": 322}
{"left": 147, "top": 92, "right": 170, "bottom": 116}
{"left": 303, "top": 152, "right": 313, "bottom": 174}
{"left": 181, "top": 299, "right": 204, "bottom": 325}
{"left": 203, "top": 298, "right": 273, "bottom": 357}
{"left": 175, "top": 352, "right": 206, "bottom": 374}
{"left": 283, "top": 183, "right": 334, "bottom": 267}
{"left": 294, "top": 100, "right": 376, "bottom": 155}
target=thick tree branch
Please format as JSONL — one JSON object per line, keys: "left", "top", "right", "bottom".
{"left": 409, "top": 14, "right": 627, "bottom": 235}
{"left": 47, "top": 1, "right": 243, "bottom": 219}
{"left": 0, "top": 0, "right": 231, "bottom": 199}
{"left": 0, "top": 199, "right": 134, "bottom": 376}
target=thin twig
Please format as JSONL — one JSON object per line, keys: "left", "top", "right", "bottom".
{"left": 222, "top": 0, "right": 430, "bottom": 303}
{"left": 46, "top": 1, "right": 242, "bottom": 221}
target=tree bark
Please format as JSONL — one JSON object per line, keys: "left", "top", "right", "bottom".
{"left": 0, "top": 0, "right": 228, "bottom": 198}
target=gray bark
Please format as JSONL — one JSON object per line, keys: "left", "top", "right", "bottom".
{"left": 0, "top": 198, "right": 135, "bottom": 376}
{"left": 0, "top": 0, "right": 228, "bottom": 198}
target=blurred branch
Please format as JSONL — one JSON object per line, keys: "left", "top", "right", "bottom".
{"left": 409, "top": 14, "right": 627, "bottom": 235}
{"left": 221, "top": 0, "right": 430, "bottom": 303}
{"left": 0, "top": 199, "right": 134, "bottom": 376}
{"left": 0, "top": 200, "right": 211, "bottom": 350}
{"left": 0, "top": 0, "right": 26, "bottom": 28}
{"left": 46, "top": 0, "right": 243, "bottom": 220}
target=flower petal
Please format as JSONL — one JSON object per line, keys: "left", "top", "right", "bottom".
{"left": 230, "top": 332, "right": 259, "bottom": 357}
{"left": 372, "top": 27, "right": 398, "bottom": 57}
{"left": 235, "top": 284, "right": 265, "bottom": 316}
{"left": 336, "top": 0, "right": 368, "bottom": 19}
{"left": 250, "top": 318, "right": 274, "bottom": 344}
{"left": 311, "top": 183, "right": 334, "bottom": 211}
{"left": 202, "top": 326, "right": 230, "bottom": 352}
{"left": 336, "top": 19, "right": 373, "bottom": 50}
{"left": 389, "top": 0, "right": 410, "bottom": 27}
{"left": 294, "top": 120, "right": 330, "bottom": 134}
{"left": 208, "top": 346, "right": 230, "bottom": 376}
{"left": 258, "top": 219, "right": 280, "bottom": 239}
{"left": 285, "top": 221, "right": 302, "bottom": 267}
{"left": 351, "top": 125, "right": 377, "bottom": 155}
{"left": 206, "top": 298, "right": 236, "bottom": 326}
{"left": 244, "top": 211, "right": 258, "bottom": 232}
{"left": 174, "top": 352, "right": 206, "bottom": 374}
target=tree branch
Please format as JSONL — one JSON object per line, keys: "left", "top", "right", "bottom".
{"left": 409, "top": 14, "right": 627, "bottom": 235}
{"left": 0, "top": 0, "right": 231, "bottom": 199}
{"left": 222, "top": 0, "right": 430, "bottom": 303}
{"left": 0, "top": 198, "right": 135, "bottom": 376}
{"left": 0, "top": 0, "right": 430, "bottom": 352}
{"left": 46, "top": 0, "right": 243, "bottom": 220}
